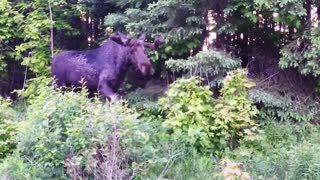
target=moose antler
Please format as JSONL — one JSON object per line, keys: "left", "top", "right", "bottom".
{"left": 110, "top": 31, "right": 130, "bottom": 45}
{"left": 143, "top": 35, "right": 165, "bottom": 49}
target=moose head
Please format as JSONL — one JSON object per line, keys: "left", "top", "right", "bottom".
{"left": 110, "top": 32, "right": 165, "bottom": 75}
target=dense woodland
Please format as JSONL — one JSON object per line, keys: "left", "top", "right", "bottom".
{"left": 1, "top": 0, "right": 320, "bottom": 179}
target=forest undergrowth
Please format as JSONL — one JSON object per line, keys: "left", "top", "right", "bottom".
{"left": 0, "top": 69, "right": 319, "bottom": 179}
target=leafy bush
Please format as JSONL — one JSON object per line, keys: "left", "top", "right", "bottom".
{"left": 159, "top": 77, "right": 216, "bottom": 151}
{"left": 280, "top": 27, "right": 320, "bottom": 76}
{"left": 14, "top": 76, "right": 53, "bottom": 104}
{"left": 160, "top": 69, "right": 258, "bottom": 153}
{"left": 153, "top": 152, "right": 251, "bottom": 180}
{"left": 12, "top": 79, "right": 178, "bottom": 178}
{"left": 226, "top": 120, "right": 320, "bottom": 179}
{"left": 237, "top": 139, "right": 320, "bottom": 179}
{"left": 126, "top": 81, "right": 167, "bottom": 113}
{"left": 249, "top": 88, "right": 320, "bottom": 122}
{"left": 164, "top": 151, "right": 220, "bottom": 180}
{"left": 211, "top": 69, "right": 259, "bottom": 151}
{"left": 126, "top": 85, "right": 166, "bottom": 125}
{"left": 0, "top": 153, "right": 47, "bottom": 179}
{"left": 15, "top": 83, "right": 90, "bottom": 177}
{"left": 0, "top": 0, "right": 79, "bottom": 75}
{"left": 215, "top": 159, "right": 250, "bottom": 180}
{"left": 0, "top": 98, "right": 18, "bottom": 160}
{"left": 262, "top": 121, "right": 318, "bottom": 147}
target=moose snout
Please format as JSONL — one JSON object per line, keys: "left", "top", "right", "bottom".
{"left": 139, "top": 63, "right": 152, "bottom": 76}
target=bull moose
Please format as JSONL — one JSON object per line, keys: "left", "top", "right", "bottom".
{"left": 51, "top": 32, "right": 165, "bottom": 101}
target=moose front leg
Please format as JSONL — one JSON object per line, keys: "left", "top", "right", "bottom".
{"left": 98, "top": 82, "right": 118, "bottom": 101}
{"left": 98, "top": 79, "right": 119, "bottom": 102}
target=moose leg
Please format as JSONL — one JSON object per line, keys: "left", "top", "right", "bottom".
{"left": 98, "top": 80, "right": 118, "bottom": 101}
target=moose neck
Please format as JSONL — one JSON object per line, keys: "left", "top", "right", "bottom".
{"left": 96, "top": 41, "right": 132, "bottom": 81}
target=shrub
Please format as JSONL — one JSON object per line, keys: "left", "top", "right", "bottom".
{"left": 237, "top": 141, "right": 320, "bottom": 179}
{"left": 164, "top": 151, "right": 220, "bottom": 180}
{"left": 229, "top": 120, "right": 320, "bottom": 179}
{"left": 159, "top": 77, "right": 217, "bottom": 151}
{"left": 0, "top": 153, "right": 47, "bottom": 179}
{"left": 12, "top": 79, "right": 178, "bottom": 178}
{"left": 249, "top": 88, "right": 320, "bottom": 122}
{"left": 212, "top": 69, "right": 259, "bottom": 150}
{"left": 0, "top": 98, "right": 18, "bottom": 160}
{"left": 159, "top": 69, "right": 259, "bottom": 153}
{"left": 215, "top": 159, "right": 251, "bottom": 180}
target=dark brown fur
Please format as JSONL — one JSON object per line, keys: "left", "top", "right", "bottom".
{"left": 51, "top": 32, "right": 164, "bottom": 100}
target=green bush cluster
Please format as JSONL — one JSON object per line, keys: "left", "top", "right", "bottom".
{"left": 159, "top": 77, "right": 217, "bottom": 150}
{"left": 249, "top": 88, "right": 320, "bottom": 122}
{"left": 0, "top": 98, "right": 17, "bottom": 160}
{"left": 230, "top": 120, "right": 320, "bottom": 179}
{"left": 159, "top": 69, "right": 258, "bottom": 153}
{"left": 0, "top": 79, "right": 178, "bottom": 179}
{"left": 1, "top": 69, "right": 320, "bottom": 179}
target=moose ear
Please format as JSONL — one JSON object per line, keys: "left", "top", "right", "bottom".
{"left": 138, "top": 33, "right": 147, "bottom": 42}
{"left": 110, "top": 31, "right": 130, "bottom": 45}
{"left": 154, "top": 35, "right": 165, "bottom": 46}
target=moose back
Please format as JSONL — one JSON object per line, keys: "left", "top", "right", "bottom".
{"left": 51, "top": 32, "right": 164, "bottom": 100}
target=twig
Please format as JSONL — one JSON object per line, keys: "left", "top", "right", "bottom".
{"left": 158, "top": 152, "right": 183, "bottom": 178}
{"left": 257, "top": 71, "right": 280, "bottom": 85}
{"left": 0, "top": 42, "right": 16, "bottom": 52}
{"left": 22, "top": 66, "right": 28, "bottom": 91}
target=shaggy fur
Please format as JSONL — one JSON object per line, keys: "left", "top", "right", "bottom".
{"left": 51, "top": 32, "right": 164, "bottom": 100}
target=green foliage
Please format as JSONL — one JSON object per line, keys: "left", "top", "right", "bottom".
{"left": 16, "top": 82, "right": 89, "bottom": 177}
{"left": 166, "top": 50, "right": 241, "bottom": 87}
{"left": 262, "top": 121, "right": 318, "bottom": 147}
{"left": 105, "top": 0, "right": 204, "bottom": 40}
{"left": 126, "top": 86, "right": 165, "bottom": 123}
{"left": 0, "top": 97, "right": 16, "bottom": 121}
{"left": 249, "top": 88, "right": 320, "bottom": 122}
{"left": 0, "top": 98, "right": 17, "bottom": 160}
{"left": 15, "top": 76, "right": 53, "bottom": 104}
{"left": 230, "top": 121, "right": 320, "bottom": 179}
{"left": 159, "top": 77, "right": 216, "bottom": 151}
{"left": 104, "top": 0, "right": 213, "bottom": 63}
{"left": 280, "top": 27, "right": 320, "bottom": 76}
{"left": 11, "top": 80, "right": 178, "bottom": 178}
{"left": 159, "top": 69, "right": 258, "bottom": 153}
{"left": 0, "top": 76, "right": 319, "bottom": 179}
{"left": 239, "top": 141, "right": 320, "bottom": 179}
{"left": 221, "top": 0, "right": 305, "bottom": 34}
{"left": 164, "top": 151, "right": 220, "bottom": 180}
{"left": 0, "top": 152, "right": 47, "bottom": 179}
{"left": 212, "top": 69, "right": 259, "bottom": 150}
{"left": 149, "top": 37, "right": 201, "bottom": 62}
{"left": 0, "top": 0, "right": 79, "bottom": 75}
{"left": 126, "top": 87, "right": 162, "bottom": 112}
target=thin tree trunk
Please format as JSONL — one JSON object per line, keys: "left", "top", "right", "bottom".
{"left": 48, "top": 0, "right": 54, "bottom": 57}
{"left": 305, "top": 0, "right": 312, "bottom": 29}
{"left": 318, "top": 2, "right": 320, "bottom": 21}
